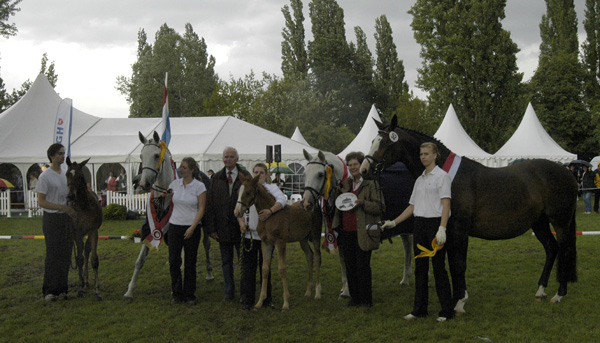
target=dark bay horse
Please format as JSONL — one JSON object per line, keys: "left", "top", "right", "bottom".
{"left": 234, "top": 173, "right": 322, "bottom": 310}
{"left": 360, "top": 115, "right": 578, "bottom": 312}
{"left": 66, "top": 157, "right": 103, "bottom": 300}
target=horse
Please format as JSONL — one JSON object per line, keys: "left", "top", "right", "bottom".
{"left": 234, "top": 173, "right": 323, "bottom": 310}
{"left": 66, "top": 157, "right": 103, "bottom": 300}
{"left": 302, "top": 149, "right": 415, "bottom": 293}
{"left": 360, "top": 115, "right": 578, "bottom": 313}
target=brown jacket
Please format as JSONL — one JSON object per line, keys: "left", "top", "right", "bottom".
{"left": 332, "top": 178, "right": 385, "bottom": 251}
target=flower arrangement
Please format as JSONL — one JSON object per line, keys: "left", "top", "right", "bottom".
{"left": 131, "top": 228, "right": 142, "bottom": 243}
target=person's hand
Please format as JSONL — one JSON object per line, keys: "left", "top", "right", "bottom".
{"left": 436, "top": 226, "right": 447, "bottom": 246}
{"left": 209, "top": 232, "right": 219, "bottom": 240}
{"left": 355, "top": 199, "right": 364, "bottom": 207}
{"left": 258, "top": 209, "right": 272, "bottom": 222}
{"left": 380, "top": 220, "right": 396, "bottom": 229}
{"left": 64, "top": 206, "right": 76, "bottom": 218}
{"left": 184, "top": 226, "right": 196, "bottom": 239}
{"left": 240, "top": 222, "right": 247, "bottom": 233}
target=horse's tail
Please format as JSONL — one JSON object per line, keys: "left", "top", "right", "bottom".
{"left": 557, "top": 211, "right": 578, "bottom": 284}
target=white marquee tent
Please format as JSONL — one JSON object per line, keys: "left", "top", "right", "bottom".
{"left": 337, "top": 104, "right": 381, "bottom": 160}
{"left": 0, "top": 74, "right": 318, "bottom": 196}
{"left": 290, "top": 126, "right": 311, "bottom": 146}
{"left": 493, "top": 103, "right": 576, "bottom": 166}
{"left": 434, "top": 104, "right": 494, "bottom": 166}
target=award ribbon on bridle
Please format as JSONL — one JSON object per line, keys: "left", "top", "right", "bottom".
{"left": 157, "top": 141, "right": 168, "bottom": 171}
{"left": 323, "top": 166, "right": 333, "bottom": 200}
{"left": 415, "top": 237, "right": 443, "bottom": 258}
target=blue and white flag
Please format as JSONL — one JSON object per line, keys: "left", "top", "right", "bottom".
{"left": 161, "top": 72, "right": 171, "bottom": 146}
{"left": 54, "top": 98, "right": 73, "bottom": 157}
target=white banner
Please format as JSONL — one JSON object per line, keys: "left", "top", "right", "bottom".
{"left": 54, "top": 98, "right": 73, "bottom": 157}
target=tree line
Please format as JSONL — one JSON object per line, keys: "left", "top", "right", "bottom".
{"left": 2, "top": 0, "right": 600, "bottom": 158}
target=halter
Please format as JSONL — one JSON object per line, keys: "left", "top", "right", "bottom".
{"left": 303, "top": 160, "right": 334, "bottom": 205}
{"left": 364, "top": 129, "right": 397, "bottom": 175}
{"left": 236, "top": 188, "right": 257, "bottom": 210}
{"left": 140, "top": 141, "right": 170, "bottom": 192}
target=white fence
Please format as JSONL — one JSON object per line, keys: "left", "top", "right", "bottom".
{"left": 26, "top": 191, "right": 43, "bottom": 217}
{"left": 0, "top": 190, "right": 10, "bottom": 218}
{"left": 106, "top": 191, "right": 149, "bottom": 213}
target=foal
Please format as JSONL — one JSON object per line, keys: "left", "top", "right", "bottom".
{"left": 235, "top": 174, "right": 322, "bottom": 310}
{"left": 66, "top": 157, "right": 103, "bottom": 299}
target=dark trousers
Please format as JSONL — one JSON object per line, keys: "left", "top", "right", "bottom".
{"left": 219, "top": 241, "right": 240, "bottom": 299}
{"left": 42, "top": 212, "right": 73, "bottom": 296}
{"left": 594, "top": 189, "right": 600, "bottom": 212}
{"left": 412, "top": 217, "right": 454, "bottom": 319}
{"left": 240, "top": 238, "right": 272, "bottom": 306}
{"left": 168, "top": 224, "right": 201, "bottom": 301}
{"left": 339, "top": 230, "right": 373, "bottom": 306}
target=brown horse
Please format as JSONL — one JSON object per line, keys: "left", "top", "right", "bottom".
{"left": 234, "top": 173, "right": 322, "bottom": 310}
{"left": 361, "top": 115, "right": 578, "bottom": 312}
{"left": 66, "top": 157, "right": 103, "bottom": 300}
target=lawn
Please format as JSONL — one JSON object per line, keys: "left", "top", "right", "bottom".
{"left": 0, "top": 199, "right": 598, "bottom": 343}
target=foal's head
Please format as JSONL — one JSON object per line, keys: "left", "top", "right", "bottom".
{"left": 66, "top": 157, "right": 90, "bottom": 200}
{"left": 234, "top": 173, "right": 259, "bottom": 218}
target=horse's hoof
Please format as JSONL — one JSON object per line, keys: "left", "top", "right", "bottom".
{"left": 550, "top": 294, "right": 563, "bottom": 303}
{"left": 304, "top": 291, "right": 311, "bottom": 297}
{"left": 455, "top": 310, "right": 466, "bottom": 316}
{"left": 205, "top": 273, "right": 214, "bottom": 282}
{"left": 123, "top": 296, "right": 134, "bottom": 302}
{"left": 95, "top": 294, "right": 103, "bottom": 301}
{"left": 535, "top": 296, "right": 544, "bottom": 302}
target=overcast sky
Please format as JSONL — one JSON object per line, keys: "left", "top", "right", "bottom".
{"left": 0, "top": 0, "right": 588, "bottom": 118}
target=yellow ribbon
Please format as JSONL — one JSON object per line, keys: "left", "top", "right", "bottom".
{"left": 415, "top": 237, "right": 443, "bottom": 259}
{"left": 157, "top": 141, "right": 168, "bottom": 170}
{"left": 323, "top": 166, "right": 333, "bottom": 200}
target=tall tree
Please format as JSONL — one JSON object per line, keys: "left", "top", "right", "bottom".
{"left": 281, "top": 0, "right": 308, "bottom": 79}
{"left": 374, "top": 14, "right": 409, "bottom": 120}
{"left": 582, "top": 0, "right": 600, "bottom": 146}
{"left": 530, "top": 0, "right": 595, "bottom": 157}
{"left": 117, "top": 23, "right": 218, "bottom": 118}
{"left": 410, "top": 0, "right": 524, "bottom": 152}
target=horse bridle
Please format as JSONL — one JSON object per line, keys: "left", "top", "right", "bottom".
{"left": 303, "top": 160, "right": 333, "bottom": 206}
{"left": 140, "top": 142, "right": 169, "bottom": 192}
{"left": 364, "top": 129, "right": 398, "bottom": 176}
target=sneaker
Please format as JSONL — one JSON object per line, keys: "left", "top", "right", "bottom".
{"left": 404, "top": 314, "right": 417, "bottom": 320}
{"left": 44, "top": 294, "right": 58, "bottom": 302}
{"left": 437, "top": 316, "right": 447, "bottom": 322}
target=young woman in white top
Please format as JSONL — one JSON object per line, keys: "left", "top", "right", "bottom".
{"left": 164, "top": 157, "right": 207, "bottom": 305}
{"left": 381, "top": 142, "right": 454, "bottom": 322}
{"left": 239, "top": 163, "right": 287, "bottom": 310}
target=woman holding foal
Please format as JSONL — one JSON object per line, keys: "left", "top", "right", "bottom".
{"left": 239, "top": 163, "right": 286, "bottom": 310}
{"left": 332, "top": 151, "right": 384, "bottom": 308}
{"left": 163, "top": 157, "right": 207, "bottom": 305}
{"left": 381, "top": 142, "right": 454, "bottom": 322}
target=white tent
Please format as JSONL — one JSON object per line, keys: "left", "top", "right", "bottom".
{"left": 0, "top": 74, "right": 318, "bottom": 195}
{"left": 493, "top": 103, "right": 576, "bottom": 166}
{"left": 338, "top": 104, "right": 381, "bottom": 160}
{"left": 291, "top": 126, "right": 311, "bottom": 146}
{"left": 434, "top": 104, "right": 494, "bottom": 167}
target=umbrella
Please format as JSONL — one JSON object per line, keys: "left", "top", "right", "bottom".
{"left": 569, "top": 160, "right": 592, "bottom": 168}
{"left": 270, "top": 166, "right": 294, "bottom": 174}
{"left": 0, "top": 178, "right": 15, "bottom": 188}
{"left": 266, "top": 162, "right": 289, "bottom": 169}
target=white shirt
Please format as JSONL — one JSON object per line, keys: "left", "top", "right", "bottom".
{"left": 245, "top": 183, "right": 287, "bottom": 240}
{"left": 168, "top": 178, "right": 206, "bottom": 226}
{"left": 409, "top": 165, "right": 451, "bottom": 218}
{"left": 36, "top": 168, "right": 69, "bottom": 213}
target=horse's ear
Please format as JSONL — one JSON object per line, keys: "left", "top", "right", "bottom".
{"left": 390, "top": 115, "right": 398, "bottom": 131}
{"left": 303, "top": 149, "right": 312, "bottom": 161}
{"left": 373, "top": 117, "right": 385, "bottom": 131}
{"left": 80, "top": 158, "right": 90, "bottom": 168}
{"left": 318, "top": 150, "right": 326, "bottom": 163}
{"left": 251, "top": 174, "right": 261, "bottom": 184}
{"left": 66, "top": 156, "right": 72, "bottom": 167}
{"left": 139, "top": 131, "right": 147, "bottom": 144}
{"left": 153, "top": 131, "right": 160, "bottom": 143}
{"left": 239, "top": 172, "right": 250, "bottom": 183}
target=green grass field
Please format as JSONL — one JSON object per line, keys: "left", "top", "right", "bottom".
{"left": 0, "top": 199, "right": 599, "bottom": 343}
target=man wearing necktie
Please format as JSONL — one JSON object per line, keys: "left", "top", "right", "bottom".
{"left": 207, "top": 147, "right": 251, "bottom": 302}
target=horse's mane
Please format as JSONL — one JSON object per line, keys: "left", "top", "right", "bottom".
{"left": 256, "top": 182, "right": 276, "bottom": 204}
{"left": 399, "top": 127, "right": 450, "bottom": 154}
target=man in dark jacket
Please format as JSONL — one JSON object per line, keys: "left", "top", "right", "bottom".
{"left": 207, "top": 147, "right": 250, "bottom": 302}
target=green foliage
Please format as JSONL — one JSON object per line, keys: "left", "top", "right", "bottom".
{"left": 1, "top": 202, "right": 599, "bottom": 342}
{"left": 0, "top": 0, "right": 20, "bottom": 38}
{"left": 281, "top": 0, "right": 308, "bottom": 79}
{"left": 116, "top": 23, "right": 218, "bottom": 118}
{"left": 410, "top": 0, "right": 524, "bottom": 152}
{"left": 102, "top": 203, "right": 127, "bottom": 220}
{"left": 530, "top": 0, "right": 597, "bottom": 158}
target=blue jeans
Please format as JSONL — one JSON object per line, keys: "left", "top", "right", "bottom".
{"left": 219, "top": 242, "right": 240, "bottom": 299}
{"left": 583, "top": 191, "right": 592, "bottom": 213}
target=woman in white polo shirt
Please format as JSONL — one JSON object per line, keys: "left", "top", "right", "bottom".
{"left": 381, "top": 142, "right": 454, "bottom": 322}
{"left": 164, "top": 157, "right": 207, "bottom": 305}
